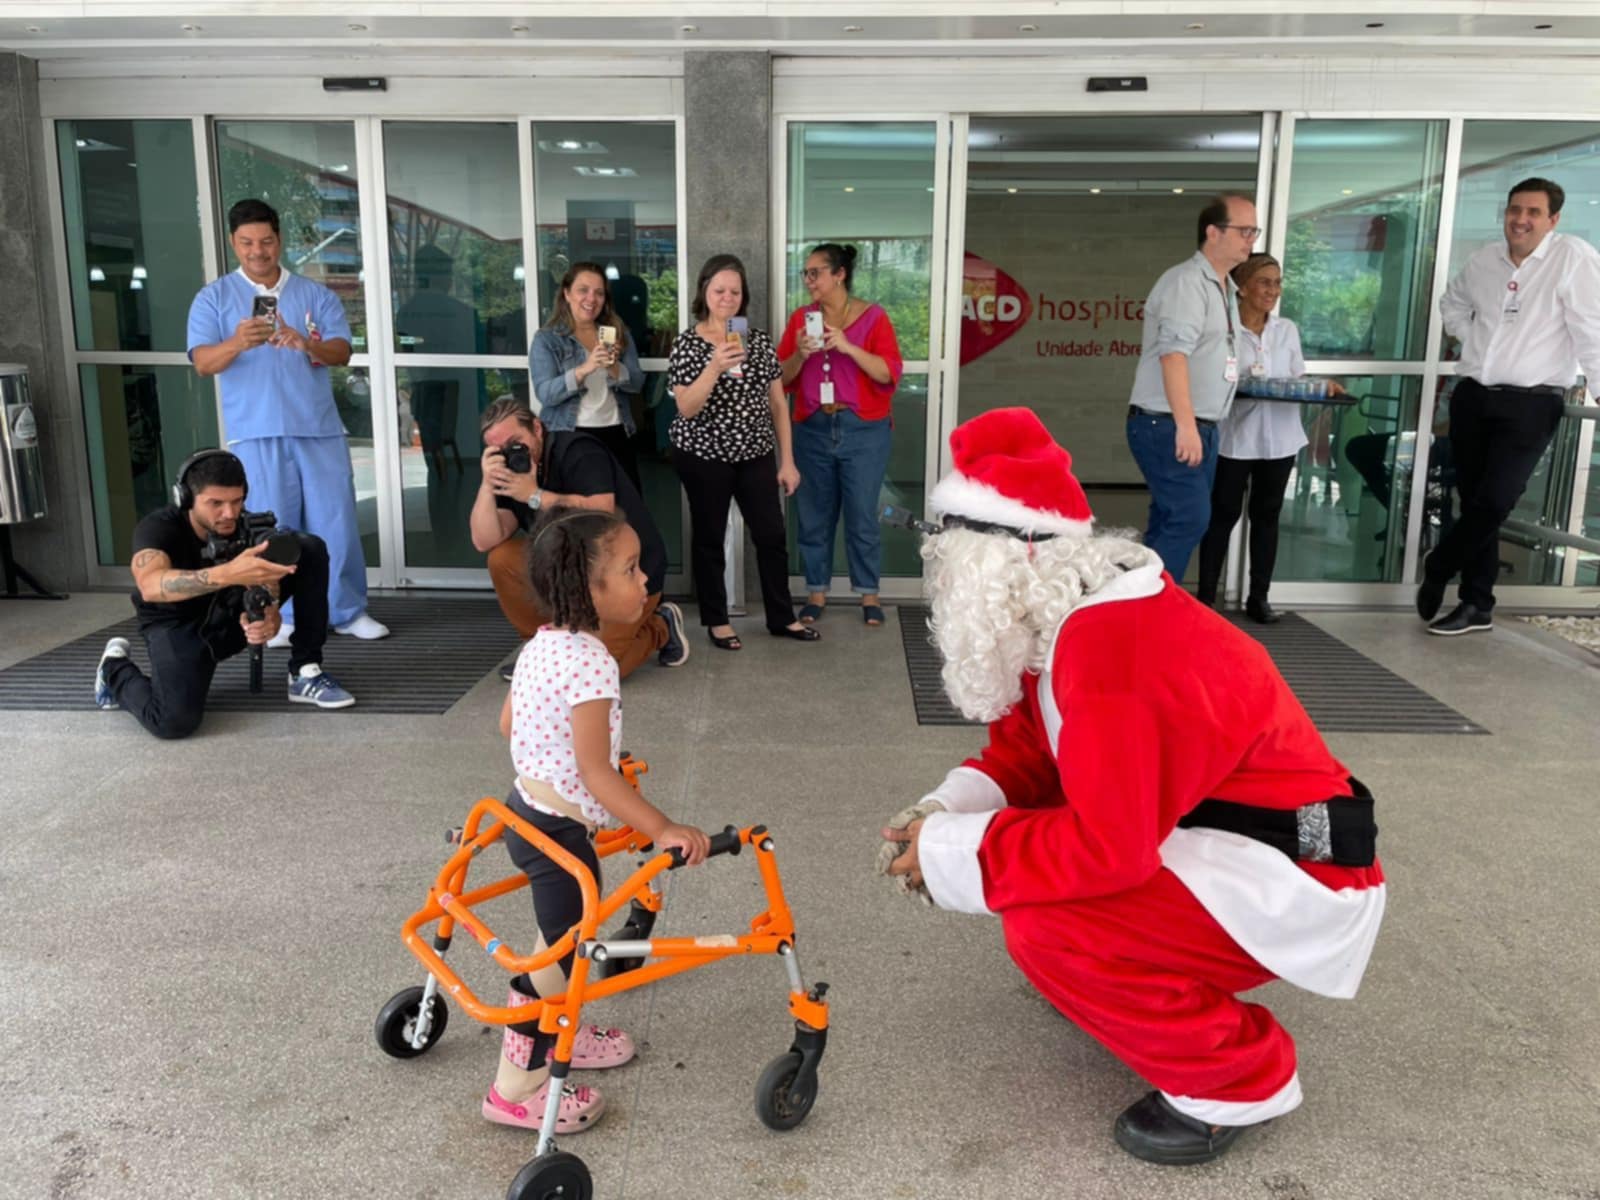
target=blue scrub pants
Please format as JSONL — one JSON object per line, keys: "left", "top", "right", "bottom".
{"left": 231, "top": 435, "right": 368, "bottom": 627}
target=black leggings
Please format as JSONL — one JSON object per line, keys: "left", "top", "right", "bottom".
{"left": 501, "top": 793, "right": 600, "bottom": 1052}
{"left": 1196, "top": 455, "right": 1296, "bottom": 605}
{"left": 672, "top": 446, "right": 797, "bottom": 632}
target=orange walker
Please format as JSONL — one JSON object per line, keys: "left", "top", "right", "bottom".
{"left": 376, "top": 756, "right": 831, "bottom": 1200}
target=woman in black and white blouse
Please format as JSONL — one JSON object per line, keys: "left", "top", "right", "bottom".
{"left": 668, "top": 254, "right": 818, "bottom": 650}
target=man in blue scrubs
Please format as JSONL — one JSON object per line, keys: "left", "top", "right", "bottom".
{"left": 187, "top": 198, "right": 388, "bottom": 642}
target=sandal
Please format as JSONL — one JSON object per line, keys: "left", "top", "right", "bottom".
{"left": 797, "top": 603, "right": 825, "bottom": 624}
{"left": 708, "top": 629, "right": 743, "bottom": 651}
{"left": 769, "top": 625, "right": 821, "bottom": 642}
{"left": 862, "top": 605, "right": 885, "bottom": 627}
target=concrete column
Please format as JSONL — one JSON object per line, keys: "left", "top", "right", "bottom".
{"left": 683, "top": 51, "right": 771, "bottom": 328}
{"left": 0, "top": 53, "right": 85, "bottom": 591}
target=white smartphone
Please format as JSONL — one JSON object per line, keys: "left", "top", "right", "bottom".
{"left": 726, "top": 317, "right": 748, "bottom": 377}
{"left": 804, "top": 310, "right": 824, "bottom": 342}
{"left": 597, "top": 325, "right": 617, "bottom": 347}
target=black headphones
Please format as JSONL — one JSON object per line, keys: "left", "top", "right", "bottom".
{"left": 172, "top": 448, "right": 247, "bottom": 510}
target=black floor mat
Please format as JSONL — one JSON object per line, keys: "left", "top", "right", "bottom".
{"left": 900, "top": 605, "right": 1486, "bottom": 734}
{"left": 0, "top": 596, "right": 519, "bottom": 715}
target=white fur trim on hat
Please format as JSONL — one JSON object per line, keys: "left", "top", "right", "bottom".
{"left": 929, "top": 470, "right": 1093, "bottom": 539}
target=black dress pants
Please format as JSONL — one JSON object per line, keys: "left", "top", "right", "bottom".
{"left": 1423, "top": 378, "right": 1564, "bottom": 612}
{"left": 1196, "top": 455, "right": 1296, "bottom": 605}
{"left": 672, "top": 446, "right": 797, "bottom": 632}
{"left": 580, "top": 422, "right": 642, "bottom": 493}
{"left": 107, "top": 533, "right": 332, "bottom": 739}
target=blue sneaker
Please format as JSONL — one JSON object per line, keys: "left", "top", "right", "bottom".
{"left": 657, "top": 601, "right": 690, "bottom": 668}
{"left": 95, "top": 637, "right": 130, "bottom": 709}
{"left": 287, "top": 664, "right": 356, "bottom": 709}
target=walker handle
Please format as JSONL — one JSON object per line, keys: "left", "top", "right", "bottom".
{"left": 665, "top": 825, "right": 743, "bottom": 869}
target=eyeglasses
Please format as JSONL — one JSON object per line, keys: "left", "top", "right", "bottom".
{"left": 1217, "top": 224, "right": 1262, "bottom": 240}
{"left": 801, "top": 267, "right": 833, "bottom": 282}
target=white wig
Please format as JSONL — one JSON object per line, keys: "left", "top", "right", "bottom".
{"left": 921, "top": 527, "right": 1159, "bottom": 723}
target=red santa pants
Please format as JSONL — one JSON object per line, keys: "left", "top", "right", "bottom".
{"left": 999, "top": 866, "right": 1296, "bottom": 1106}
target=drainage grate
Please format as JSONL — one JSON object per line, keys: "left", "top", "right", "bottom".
{"left": 900, "top": 605, "right": 1485, "bottom": 735}
{"left": 0, "top": 597, "right": 520, "bottom": 715}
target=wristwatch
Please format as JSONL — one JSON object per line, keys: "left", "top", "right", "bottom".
{"left": 526, "top": 488, "right": 543, "bottom": 512}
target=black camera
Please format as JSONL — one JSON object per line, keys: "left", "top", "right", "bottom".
{"left": 501, "top": 441, "right": 533, "bottom": 474}
{"left": 201, "top": 509, "right": 302, "bottom": 567}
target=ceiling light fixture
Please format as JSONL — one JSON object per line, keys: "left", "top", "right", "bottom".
{"left": 130, "top": 279, "right": 144, "bottom": 291}
{"left": 132, "top": 266, "right": 148, "bottom": 280}
{"left": 1172, "top": 187, "right": 1185, "bottom": 194}
{"left": 1341, "top": 188, "right": 1354, "bottom": 195}
{"left": 843, "top": 25, "right": 864, "bottom": 33}
{"left": 89, "top": 267, "right": 105, "bottom": 282}
{"left": 843, "top": 186, "right": 855, "bottom": 192}
{"left": 1089, "top": 187, "right": 1102, "bottom": 194}
{"left": 1007, "top": 187, "right": 1018, "bottom": 194}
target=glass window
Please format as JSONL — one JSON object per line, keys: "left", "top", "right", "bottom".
{"left": 330, "top": 366, "right": 382, "bottom": 570}
{"left": 1273, "top": 375, "right": 1427, "bottom": 584}
{"left": 57, "top": 120, "right": 206, "bottom": 353}
{"left": 214, "top": 121, "right": 367, "bottom": 348}
{"left": 78, "top": 364, "right": 215, "bottom": 564}
{"left": 1280, "top": 120, "right": 1446, "bottom": 360}
{"left": 531, "top": 122, "right": 679, "bottom": 360}
{"left": 1442, "top": 121, "right": 1600, "bottom": 360}
{"left": 384, "top": 122, "right": 525, "bottom": 357}
{"left": 786, "top": 122, "right": 937, "bottom": 361}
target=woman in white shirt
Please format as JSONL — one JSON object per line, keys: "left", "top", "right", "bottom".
{"left": 1196, "top": 254, "right": 1341, "bottom": 623}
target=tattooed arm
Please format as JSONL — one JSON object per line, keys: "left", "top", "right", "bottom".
{"left": 129, "top": 543, "right": 294, "bottom": 604}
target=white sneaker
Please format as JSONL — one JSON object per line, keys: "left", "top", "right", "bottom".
{"left": 334, "top": 613, "right": 390, "bottom": 639}
{"left": 266, "top": 623, "right": 294, "bottom": 650}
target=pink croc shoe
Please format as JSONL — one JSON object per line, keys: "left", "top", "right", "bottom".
{"left": 553, "top": 1024, "right": 637, "bottom": 1070}
{"left": 482, "top": 1079, "right": 605, "bottom": 1134}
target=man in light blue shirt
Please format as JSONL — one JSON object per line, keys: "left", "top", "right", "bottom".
{"left": 187, "top": 198, "right": 387, "bottom": 641}
{"left": 1127, "top": 194, "right": 1258, "bottom": 581}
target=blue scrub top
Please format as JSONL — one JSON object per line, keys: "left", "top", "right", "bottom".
{"left": 186, "top": 270, "right": 353, "bottom": 442}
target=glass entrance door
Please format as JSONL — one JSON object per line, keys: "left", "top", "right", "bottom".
{"left": 949, "top": 115, "right": 1265, "bottom": 570}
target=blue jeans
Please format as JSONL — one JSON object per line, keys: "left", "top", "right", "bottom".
{"left": 1126, "top": 411, "right": 1220, "bottom": 581}
{"left": 792, "top": 409, "right": 893, "bottom": 593}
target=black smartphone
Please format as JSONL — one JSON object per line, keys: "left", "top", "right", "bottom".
{"left": 251, "top": 295, "right": 278, "bottom": 322}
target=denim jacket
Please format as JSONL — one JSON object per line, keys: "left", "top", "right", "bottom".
{"left": 528, "top": 326, "right": 644, "bottom": 434}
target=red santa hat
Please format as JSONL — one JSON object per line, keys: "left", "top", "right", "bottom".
{"left": 928, "top": 407, "right": 1093, "bottom": 539}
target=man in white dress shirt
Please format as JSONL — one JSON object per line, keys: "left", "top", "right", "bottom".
{"left": 1419, "top": 177, "right": 1600, "bottom": 635}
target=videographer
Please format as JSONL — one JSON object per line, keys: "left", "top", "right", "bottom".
{"left": 94, "top": 449, "right": 356, "bottom": 739}
{"left": 470, "top": 397, "right": 687, "bottom": 678}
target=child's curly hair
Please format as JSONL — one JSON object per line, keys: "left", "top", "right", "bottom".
{"left": 527, "top": 505, "right": 628, "bottom": 632}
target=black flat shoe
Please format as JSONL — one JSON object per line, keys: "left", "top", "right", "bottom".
{"left": 769, "top": 625, "right": 821, "bottom": 642}
{"left": 708, "top": 629, "right": 742, "bottom": 651}
{"left": 1427, "top": 602, "right": 1492, "bottom": 636}
{"left": 1112, "top": 1091, "right": 1254, "bottom": 1166}
{"left": 1245, "top": 596, "right": 1281, "bottom": 624}
{"left": 1416, "top": 575, "right": 1446, "bottom": 621}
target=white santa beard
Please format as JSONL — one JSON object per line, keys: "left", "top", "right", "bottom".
{"left": 921, "top": 527, "right": 1159, "bottom": 723}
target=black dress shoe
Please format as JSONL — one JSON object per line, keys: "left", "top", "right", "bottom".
{"left": 769, "top": 624, "right": 821, "bottom": 642}
{"left": 1427, "top": 602, "right": 1492, "bottom": 636}
{"left": 1416, "top": 575, "right": 1447, "bottom": 621}
{"left": 1113, "top": 1091, "right": 1253, "bottom": 1166}
{"left": 1245, "top": 596, "right": 1282, "bottom": 624}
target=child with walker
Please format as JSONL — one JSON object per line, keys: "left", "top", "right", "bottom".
{"left": 485, "top": 505, "right": 711, "bottom": 1134}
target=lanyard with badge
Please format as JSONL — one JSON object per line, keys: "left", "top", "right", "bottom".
{"left": 1212, "top": 279, "right": 1239, "bottom": 383}
{"left": 1503, "top": 278, "right": 1521, "bottom": 325}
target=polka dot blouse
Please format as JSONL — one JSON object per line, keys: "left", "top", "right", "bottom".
{"left": 667, "top": 326, "right": 783, "bottom": 463}
{"left": 510, "top": 627, "right": 622, "bottom": 827}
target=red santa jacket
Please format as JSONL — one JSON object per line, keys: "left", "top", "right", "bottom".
{"left": 918, "top": 562, "right": 1385, "bottom": 998}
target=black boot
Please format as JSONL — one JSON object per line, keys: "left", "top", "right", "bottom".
{"left": 1245, "top": 595, "right": 1281, "bottom": 624}
{"left": 1113, "top": 1091, "right": 1255, "bottom": 1166}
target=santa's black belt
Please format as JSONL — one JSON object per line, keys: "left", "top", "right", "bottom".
{"left": 1177, "top": 778, "right": 1377, "bottom": 867}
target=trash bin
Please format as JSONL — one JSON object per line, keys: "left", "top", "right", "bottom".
{"left": 0, "top": 363, "right": 47, "bottom": 524}
{"left": 1, "top": 363, "right": 65, "bottom": 599}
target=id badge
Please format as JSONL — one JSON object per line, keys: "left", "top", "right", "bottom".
{"left": 820, "top": 381, "right": 836, "bottom": 407}
{"left": 1224, "top": 356, "right": 1239, "bottom": 383}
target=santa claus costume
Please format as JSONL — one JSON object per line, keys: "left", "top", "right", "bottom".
{"left": 889, "top": 407, "right": 1384, "bottom": 1165}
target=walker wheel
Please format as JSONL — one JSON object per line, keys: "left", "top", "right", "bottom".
{"left": 755, "top": 1050, "right": 818, "bottom": 1131}
{"left": 374, "top": 986, "right": 448, "bottom": 1058}
{"left": 506, "top": 1150, "right": 592, "bottom": 1200}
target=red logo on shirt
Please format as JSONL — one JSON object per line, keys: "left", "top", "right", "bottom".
{"left": 961, "top": 252, "right": 1034, "bottom": 365}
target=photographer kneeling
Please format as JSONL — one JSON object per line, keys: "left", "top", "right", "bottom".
{"left": 470, "top": 397, "right": 687, "bottom": 678}
{"left": 94, "top": 449, "right": 356, "bottom": 738}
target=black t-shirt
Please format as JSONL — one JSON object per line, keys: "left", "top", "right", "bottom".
{"left": 495, "top": 430, "right": 668, "bottom": 595}
{"left": 128, "top": 506, "right": 243, "bottom": 633}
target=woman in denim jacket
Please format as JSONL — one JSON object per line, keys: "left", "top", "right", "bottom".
{"left": 529, "top": 261, "right": 645, "bottom": 487}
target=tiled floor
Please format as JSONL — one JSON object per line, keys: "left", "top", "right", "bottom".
{"left": 2, "top": 592, "right": 1597, "bottom": 1199}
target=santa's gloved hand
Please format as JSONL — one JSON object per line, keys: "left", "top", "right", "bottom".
{"left": 875, "top": 798, "right": 945, "bottom": 904}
